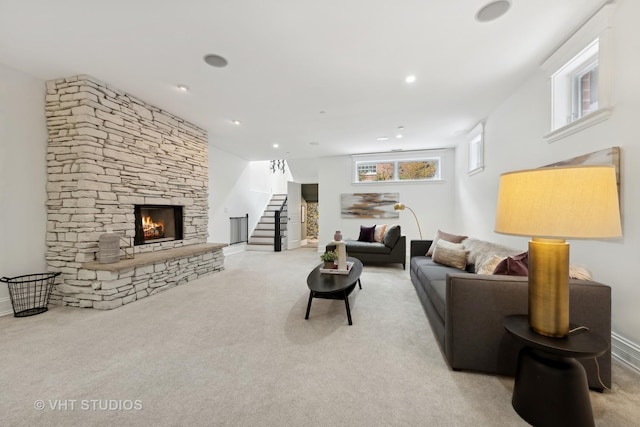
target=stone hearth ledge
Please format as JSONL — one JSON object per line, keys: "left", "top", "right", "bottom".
{"left": 82, "top": 243, "right": 226, "bottom": 271}
{"left": 50, "top": 243, "right": 227, "bottom": 310}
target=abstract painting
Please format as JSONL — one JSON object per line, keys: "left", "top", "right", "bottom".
{"left": 340, "top": 193, "right": 399, "bottom": 219}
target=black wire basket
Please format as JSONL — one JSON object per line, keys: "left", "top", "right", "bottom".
{"left": 0, "top": 272, "right": 60, "bottom": 317}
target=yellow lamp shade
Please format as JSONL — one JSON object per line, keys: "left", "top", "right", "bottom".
{"left": 495, "top": 165, "right": 622, "bottom": 337}
{"left": 495, "top": 166, "right": 621, "bottom": 239}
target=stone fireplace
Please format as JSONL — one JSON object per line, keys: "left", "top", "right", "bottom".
{"left": 45, "top": 75, "right": 224, "bottom": 309}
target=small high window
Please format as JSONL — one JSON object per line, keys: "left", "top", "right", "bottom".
{"left": 542, "top": 3, "right": 613, "bottom": 142}
{"left": 352, "top": 151, "right": 441, "bottom": 184}
{"left": 357, "top": 162, "right": 393, "bottom": 182}
{"left": 551, "top": 39, "right": 600, "bottom": 130}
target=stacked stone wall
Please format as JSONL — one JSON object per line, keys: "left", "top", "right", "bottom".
{"left": 44, "top": 75, "right": 217, "bottom": 308}
{"left": 66, "top": 250, "right": 224, "bottom": 309}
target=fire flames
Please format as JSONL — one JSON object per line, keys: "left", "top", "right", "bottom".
{"left": 142, "top": 216, "right": 165, "bottom": 239}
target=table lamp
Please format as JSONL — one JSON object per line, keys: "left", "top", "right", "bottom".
{"left": 394, "top": 203, "right": 423, "bottom": 239}
{"left": 494, "top": 165, "right": 621, "bottom": 337}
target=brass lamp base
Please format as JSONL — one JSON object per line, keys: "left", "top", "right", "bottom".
{"left": 528, "top": 238, "right": 570, "bottom": 338}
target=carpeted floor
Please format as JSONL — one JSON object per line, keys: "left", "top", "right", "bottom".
{"left": 1, "top": 247, "right": 639, "bottom": 426}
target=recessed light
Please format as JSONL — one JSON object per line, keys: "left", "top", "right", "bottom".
{"left": 476, "top": 0, "right": 511, "bottom": 23}
{"left": 405, "top": 75, "right": 416, "bottom": 84}
{"left": 309, "top": 141, "right": 320, "bottom": 146}
{"left": 397, "top": 126, "right": 405, "bottom": 130}
{"left": 273, "top": 143, "right": 279, "bottom": 148}
{"left": 203, "top": 54, "right": 228, "bottom": 68}
{"left": 177, "top": 84, "right": 189, "bottom": 92}
{"left": 396, "top": 134, "right": 403, "bottom": 139}
{"left": 377, "top": 136, "right": 390, "bottom": 141}
{"left": 232, "top": 120, "right": 241, "bottom": 125}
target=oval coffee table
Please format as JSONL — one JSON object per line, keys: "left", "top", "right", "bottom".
{"left": 304, "top": 257, "right": 363, "bottom": 325}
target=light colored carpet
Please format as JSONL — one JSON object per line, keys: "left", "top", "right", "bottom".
{"left": 1, "top": 248, "right": 639, "bottom": 426}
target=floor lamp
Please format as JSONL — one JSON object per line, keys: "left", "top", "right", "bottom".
{"left": 494, "top": 165, "right": 621, "bottom": 337}
{"left": 394, "top": 203, "right": 423, "bottom": 239}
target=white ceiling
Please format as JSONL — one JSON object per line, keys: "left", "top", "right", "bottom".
{"left": 0, "top": 0, "right": 605, "bottom": 162}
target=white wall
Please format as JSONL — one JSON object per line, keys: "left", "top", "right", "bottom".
{"left": 454, "top": 0, "right": 640, "bottom": 352}
{"left": 0, "top": 63, "right": 48, "bottom": 315}
{"left": 318, "top": 149, "right": 458, "bottom": 252}
{"left": 207, "top": 148, "right": 292, "bottom": 251}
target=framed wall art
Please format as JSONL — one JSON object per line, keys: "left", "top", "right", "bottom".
{"left": 340, "top": 193, "right": 399, "bottom": 219}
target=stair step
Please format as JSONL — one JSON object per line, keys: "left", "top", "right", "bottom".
{"left": 262, "top": 211, "right": 287, "bottom": 217}
{"left": 245, "top": 244, "right": 276, "bottom": 252}
{"left": 249, "top": 236, "right": 286, "bottom": 244}
{"left": 252, "top": 230, "right": 287, "bottom": 237}
{"left": 259, "top": 216, "right": 288, "bottom": 223}
{"left": 257, "top": 224, "right": 284, "bottom": 229}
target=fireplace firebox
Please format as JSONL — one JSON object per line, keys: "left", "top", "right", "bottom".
{"left": 134, "top": 205, "right": 183, "bottom": 246}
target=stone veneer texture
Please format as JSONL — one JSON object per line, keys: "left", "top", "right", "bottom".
{"left": 306, "top": 203, "right": 319, "bottom": 238}
{"left": 45, "top": 75, "right": 220, "bottom": 308}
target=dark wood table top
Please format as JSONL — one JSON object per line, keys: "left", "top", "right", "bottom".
{"left": 306, "top": 257, "right": 363, "bottom": 294}
{"left": 503, "top": 315, "right": 608, "bottom": 359}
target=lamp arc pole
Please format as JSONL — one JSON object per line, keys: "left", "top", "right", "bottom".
{"left": 394, "top": 203, "right": 422, "bottom": 239}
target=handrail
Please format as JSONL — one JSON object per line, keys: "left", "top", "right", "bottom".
{"left": 274, "top": 196, "right": 287, "bottom": 252}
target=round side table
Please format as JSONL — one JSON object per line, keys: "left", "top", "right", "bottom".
{"left": 503, "top": 315, "right": 608, "bottom": 427}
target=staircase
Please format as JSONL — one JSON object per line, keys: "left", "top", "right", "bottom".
{"left": 246, "top": 194, "right": 287, "bottom": 252}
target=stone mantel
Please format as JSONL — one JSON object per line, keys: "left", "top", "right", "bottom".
{"left": 83, "top": 243, "right": 226, "bottom": 272}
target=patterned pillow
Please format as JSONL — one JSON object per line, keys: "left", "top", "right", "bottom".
{"left": 432, "top": 240, "right": 468, "bottom": 270}
{"left": 427, "top": 230, "right": 468, "bottom": 257}
{"left": 374, "top": 224, "right": 388, "bottom": 243}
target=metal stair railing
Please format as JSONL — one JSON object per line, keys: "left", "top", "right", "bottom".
{"left": 274, "top": 197, "right": 287, "bottom": 252}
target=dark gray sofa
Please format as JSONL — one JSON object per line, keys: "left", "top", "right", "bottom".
{"left": 326, "top": 225, "right": 406, "bottom": 269}
{"left": 410, "top": 239, "right": 611, "bottom": 391}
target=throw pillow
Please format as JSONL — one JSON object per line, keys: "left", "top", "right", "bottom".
{"left": 374, "top": 224, "right": 388, "bottom": 243}
{"left": 427, "top": 230, "right": 468, "bottom": 257}
{"left": 476, "top": 254, "right": 504, "bottom": 275}
{"left": 463, "top": 238, "right": 522, "bottom": 273}
{"left": 432, "top": 240, "right": 468, "bottom": 270}
{"left": 493, "top": 252, "right": 529, "bottom": 276}
{"left": 383, "top": 224, "right": 401, "bottom": 247}
{"left": 357, "top": 225, "right": 376, "bottom": 242}
{"left": 569, "top": 265, "right": 592, "bottom": 280}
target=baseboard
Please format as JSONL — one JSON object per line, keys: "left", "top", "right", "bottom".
{"left": 0, "top": 296, "right": 13, "bottom": 317}
{"left": 223, "top": 243, "right": 246, "bottom": 256}
{"left": 612, "top": 332, "right": 640, "bottom": 373}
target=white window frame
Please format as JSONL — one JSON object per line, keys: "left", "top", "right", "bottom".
{"left": 541, "top": 3, "right": 613, "bottom": 143}
{"left": 571, "top": 58, "right": 599, "bottom": 120}
{"left": 352, "top": 150, "right": 442, "bottom": 184}
{"left": 356, "top": 163, "right": 379, "bottom": 176}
